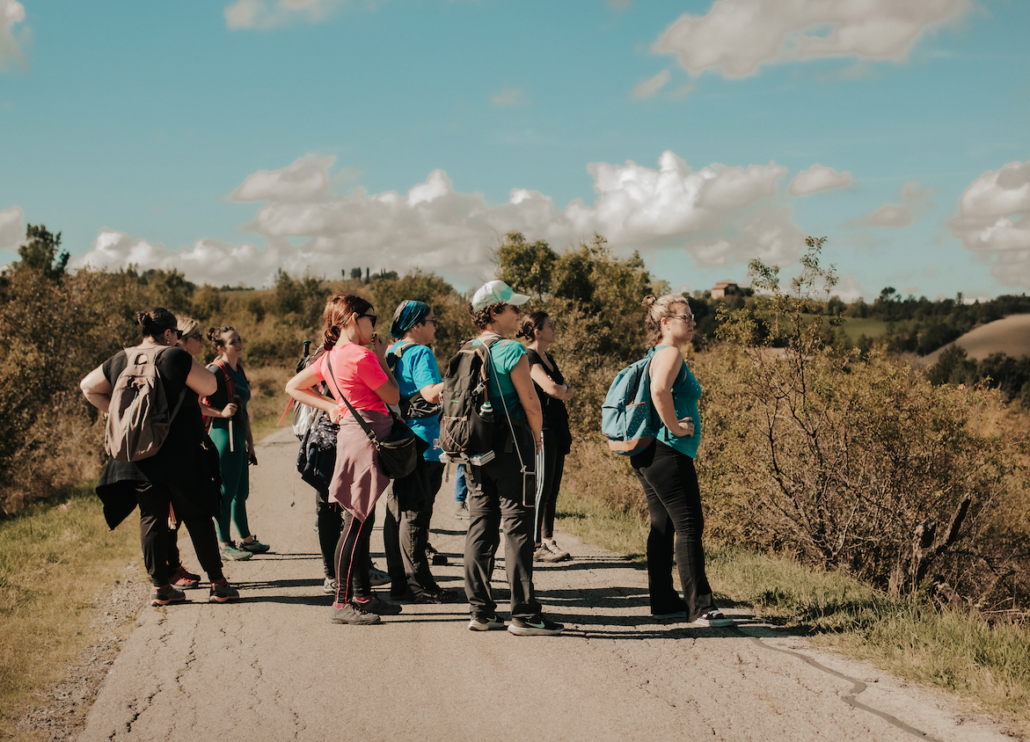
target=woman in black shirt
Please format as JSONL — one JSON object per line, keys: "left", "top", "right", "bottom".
{"left": 519, "top": 312, "right": 575, "bottom": 563}
{"left": 80, "top": 308, "right": 240, "bottom": 606}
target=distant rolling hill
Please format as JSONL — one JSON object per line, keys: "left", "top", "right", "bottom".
{"left": 921, "top": 314, "right": 1030, "bottom": 364}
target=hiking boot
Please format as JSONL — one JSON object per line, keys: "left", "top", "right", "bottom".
{"left": 426, "top": 543, "right": 448, "bottom": 566}
{"left": 170, "top": 565, "right": 200, "bottom": 590}
{"left": 544, "top": 541, "right": 571, "bottom": 562}
{"left": 220, "top": 542, "right": 253, "bottom": 561}
{"left": 323, "top": 577, "right": 338, "bottom": 595}
{"left": 353, "top": 594, "right": 403, "bottom": 615}
{"left": 150, "top": 584, "right": 186, "bottom": 606}
{"left": 239, "top": 536, "right": 270, "bottom": 554}
{"left": 693, "top": 609, "right": 734, "bottom": 627}
{"left": 468, "top": 613, "right": 505, "bottom": 631}
{"left": 330, "top": 602, "right": 382, "bottom": 625}
{"left": 368, "top": 562, "right": 391, "bottom": 587}
{"left": 454, "top": 502, "right": 470, "bottom": 519}
{"left": 208, "top": 580, "right": 240, "bottom": 603}
{"left": 507, "top": 615, "right": 565, "bottom": 636}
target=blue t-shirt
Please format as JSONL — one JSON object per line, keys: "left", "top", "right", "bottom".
{"left": 650, "top": 345, "right": 702, "bottom": 459}
{"left": 474, "top": 336, "right": 526, "bottom": 419}
{"left": 388, "top": 341, "right": 443, "bottom": 461}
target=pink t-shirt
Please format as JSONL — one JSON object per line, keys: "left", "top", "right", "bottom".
{"left": 311, "top": 343, "right": 389, "bottom": 417}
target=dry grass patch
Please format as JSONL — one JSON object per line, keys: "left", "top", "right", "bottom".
{"left": 0, "top": 483, "right": 142, "bottom": 739}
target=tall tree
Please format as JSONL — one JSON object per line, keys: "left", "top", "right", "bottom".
{"left": 13, "top": 224, "right": 69, "bottom": 280}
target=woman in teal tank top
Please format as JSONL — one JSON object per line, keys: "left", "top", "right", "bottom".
{"left": 630, "top": 294, "right": 733, "bottom": 627}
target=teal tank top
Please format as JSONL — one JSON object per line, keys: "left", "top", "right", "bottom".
{"left": 650, "top": 345, "right": 702, "bottom": 459}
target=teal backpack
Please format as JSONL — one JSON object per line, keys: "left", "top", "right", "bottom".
{"left": 601, "top": 353, "right": 659, "bottom": 456}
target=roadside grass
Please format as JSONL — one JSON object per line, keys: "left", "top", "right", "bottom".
{"left": 0, "top": 482, "right": 141, "bottom": 740}
{"left": 555, "top": 489, "right": 1030, "bottom": 732}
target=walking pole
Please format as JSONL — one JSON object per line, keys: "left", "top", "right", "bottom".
{"left": 533, "top": 432, "right": 546, "bottom": 544}
{"left": 228, "top": 394, "right": 235, "bottom": 453}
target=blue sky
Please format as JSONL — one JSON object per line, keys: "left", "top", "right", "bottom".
{"left": 1, "top": 0, "right": 1028, "bottom": 300}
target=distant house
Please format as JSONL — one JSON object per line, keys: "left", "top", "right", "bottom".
{"left": 711, "top": 281, "right": 739, "bottom": 300}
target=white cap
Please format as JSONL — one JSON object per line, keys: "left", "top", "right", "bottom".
{"left": 470, "top": 280, "right": 531, "bottom": 312}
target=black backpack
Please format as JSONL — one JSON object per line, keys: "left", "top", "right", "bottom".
{"left": 439, "top": 336, "right": 501, "bottom": 456}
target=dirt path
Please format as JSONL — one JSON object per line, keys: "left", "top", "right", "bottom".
{"left": 77, "top": 428, "right": 1017, "bottom": 742}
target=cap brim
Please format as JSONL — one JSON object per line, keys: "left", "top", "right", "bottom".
{"left": 508, "top": 292, "right": 531, "bottom": 306}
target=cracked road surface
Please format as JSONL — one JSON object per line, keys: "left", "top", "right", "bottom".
{"left": 79, "top": 428, "right": 1015, "bottom": 742}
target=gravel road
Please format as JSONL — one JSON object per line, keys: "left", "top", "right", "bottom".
{"left": 77, "top": 427, "right": 1017, "bottom": 742}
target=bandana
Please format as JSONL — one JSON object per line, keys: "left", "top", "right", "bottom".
{"left": 390, "top": 300, "right": 431, "bottom": 339}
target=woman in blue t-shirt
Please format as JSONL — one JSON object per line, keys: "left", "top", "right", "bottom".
{"left": 462, "top": 280, "right": 564, "bottom": 636}
{"left": 632, "top": 294, "right": 732, "bottom": 627}
{"left": 382, "top": 300, "right": 458, "bottom": 604}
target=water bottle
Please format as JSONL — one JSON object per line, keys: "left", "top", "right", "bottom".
{"left": 479, "top": 400, "right": 495, "bottom": 422}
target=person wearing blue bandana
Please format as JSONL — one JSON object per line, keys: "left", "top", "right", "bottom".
{"left": 381, "top": 300, "right": 458, "bottom": 603}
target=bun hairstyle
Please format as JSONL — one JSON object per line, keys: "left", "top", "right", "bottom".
{"left": 322, "top": 294, "right": 373, "bottom": 350}
{"left": 207, "top": 324, "right": 236, "bottom": 356}
{"left": 517, "top": 311, "right": 549, "bottom": 341}
{"left": 136, "top": 307, "right": 177, "bottom": 341}
{"left": 468, "top": 301, "right": 507, "bottom": 331}
{"left": 643, "top": 293, "right": 689, "bottom": 348}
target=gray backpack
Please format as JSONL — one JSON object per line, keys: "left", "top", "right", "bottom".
{"left": 105, "top": 346, "right": 186, "bottom": 462}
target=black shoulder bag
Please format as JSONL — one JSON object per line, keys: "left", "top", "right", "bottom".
{"left": 325, "top": 351, "right": 421, "bottom": 480}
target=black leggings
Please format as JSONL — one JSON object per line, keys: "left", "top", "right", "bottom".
{"left": 631, "top": 441, "right": 715, "bottom": 621}
{"left": 333, "top": 508, "right": 376, "bottom": 604}
{"left": 135, "top": 481, "right": 224, "bottom": 587}
{"left": 534, "top": 439, "right": 566, "bottom": 543}
{"left": 315, "top": 488, "right": 344, "bottom": 579}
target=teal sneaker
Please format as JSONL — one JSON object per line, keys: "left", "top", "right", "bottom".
{"left": 220, "top": 543, "right": 253, "bottom": 561}
{"left": 239, "top": 536, "right": 270, "bottom": 554}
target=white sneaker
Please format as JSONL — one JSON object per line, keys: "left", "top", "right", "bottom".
{"left": 694, "top": 609, "right": 734, "bottom": 627}
{"left": 544, "top": 541, "right": 570, "bottom": 561}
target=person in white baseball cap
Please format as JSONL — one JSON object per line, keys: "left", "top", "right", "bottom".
{"left": 460, "top": 280, "right": 564, "bottom": 636}
{"left": 470, "top": 280, "right": 531, "bottom": 312}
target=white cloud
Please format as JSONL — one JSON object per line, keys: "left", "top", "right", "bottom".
{"left": 789, "top": 164, "right": 853, "bottom": 196}
{"left": 832, "top": 276, "right": 867, "bottom": 303}
{"left": 853, "top": 181, "right": 932, "bottom": 228}
{"left": 0, "top": 0, "right": 26, "bottom": 72}
{"left": 230, "top": 154, "right": 334, "bottom": 202}
{"left": 948, "top": 160, "right": 1030, "bottom": 288}
{"left": 629, "top": 70, "right": 670, "bottom": 100}
{"left": 72, "top": 151, "right": 801, "bottom": 289}
{"left": 224, "top": 0, "right": 350, "bottom": 30}
{"left": 0, "top": 205, "right": 23, "bottom": 251}
{"left": 653, "top": 0, "right": 972, "bottom": 78}
{"left": 490, "top": 88, "right": 529, "bottom": 109}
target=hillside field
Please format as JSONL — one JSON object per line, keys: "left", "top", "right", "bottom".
{"left": 922, "top": 314, "right": 1030, "bottom": 363}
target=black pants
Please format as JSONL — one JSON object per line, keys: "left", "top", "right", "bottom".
{"left": 464, "top": 448, "right": 540, "bottom": 620}
{"left": 135, "top": 481, "right": 224, "bottom": 587}
{"left": 333, "top": 508, "right": 376, "bottom": 604}
{"left": 631, "top": 441, "right": 716, "bottom": 621}
{"left": 534, "top": 437, "right": 566, "bottom": 543}
{"left": 315, "top": 487, "right": 344, "bottom": 579}
{"left": 384, "top": 458, "right": 445, "bottom": 595}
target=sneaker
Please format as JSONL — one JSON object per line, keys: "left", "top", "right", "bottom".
{"left": 507, "top": 615, "right": 565, "bottom": 636}
{"left": 353, "top": 594, "right": 403, "bottom": 615}
{"left": 368, "top": 562, "right": 391, "bottom": 587}
{"left": 220, "top": 543, "right": 253, "bottom": 561}
{"left": 532, "top": 545, "right": 551, "bottom": 562}
{"left": 426, "top": 543, "right": 448, "bottom": 566}
{"left": 454, "top": 502, "right": 470, "bottom": 519}
{"left": 694, "top": 609, "right": 734, "bottom": 627}
{"left": 323, "top": 577, "right": 338, "bottom": 595}
{"left": 396, "top": 588, "right": 459, "bottom": 604}
{"left": 239, "top": 536, "right": 270, "bottom": 554}
{"left": 150, "top": 584, "right": 186, "bottom": 606}
{"left": 330, "top": 602, "right": 382, "bottom": 625}
{"left": 544, "top": 541, "right": 571, "bottom": 562}
{"left": 208, "top": 580, "right": 240, "bottom": 603}
{"left": 170, "top": 565, "right": 200, "bottom": 590}
{"left": 468, "top": 613, "right": 505, "bottom": 631}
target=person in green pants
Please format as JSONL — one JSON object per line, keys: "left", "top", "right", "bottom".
{"left": 203, "top": 324, "right": 271, "bottom": 560}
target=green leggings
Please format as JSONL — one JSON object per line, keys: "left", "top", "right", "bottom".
{"left": 210, "top": 426, "right": 250, "bottom": 544}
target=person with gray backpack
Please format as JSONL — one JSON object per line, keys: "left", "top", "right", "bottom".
{"left": 79, "top": 308, "right": 241, "bottom": 606}
{"left": 442, "top": 281, "right": 564, "bottom": 636}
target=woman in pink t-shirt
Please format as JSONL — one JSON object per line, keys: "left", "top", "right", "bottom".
{"left": 286, "top": 294, "right": 402, "bottom": 625}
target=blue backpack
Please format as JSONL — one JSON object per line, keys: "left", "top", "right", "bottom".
{"left": 601, "top": 353, "right": 659, "bottom": 456}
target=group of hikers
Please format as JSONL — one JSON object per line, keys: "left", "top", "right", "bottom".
{"left": 79, "top": 278, "right": 733, "bottom": 636}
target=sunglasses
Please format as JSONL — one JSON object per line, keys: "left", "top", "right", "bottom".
{"left": 360, "top": 312, "right": 377, "bottom": 327}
